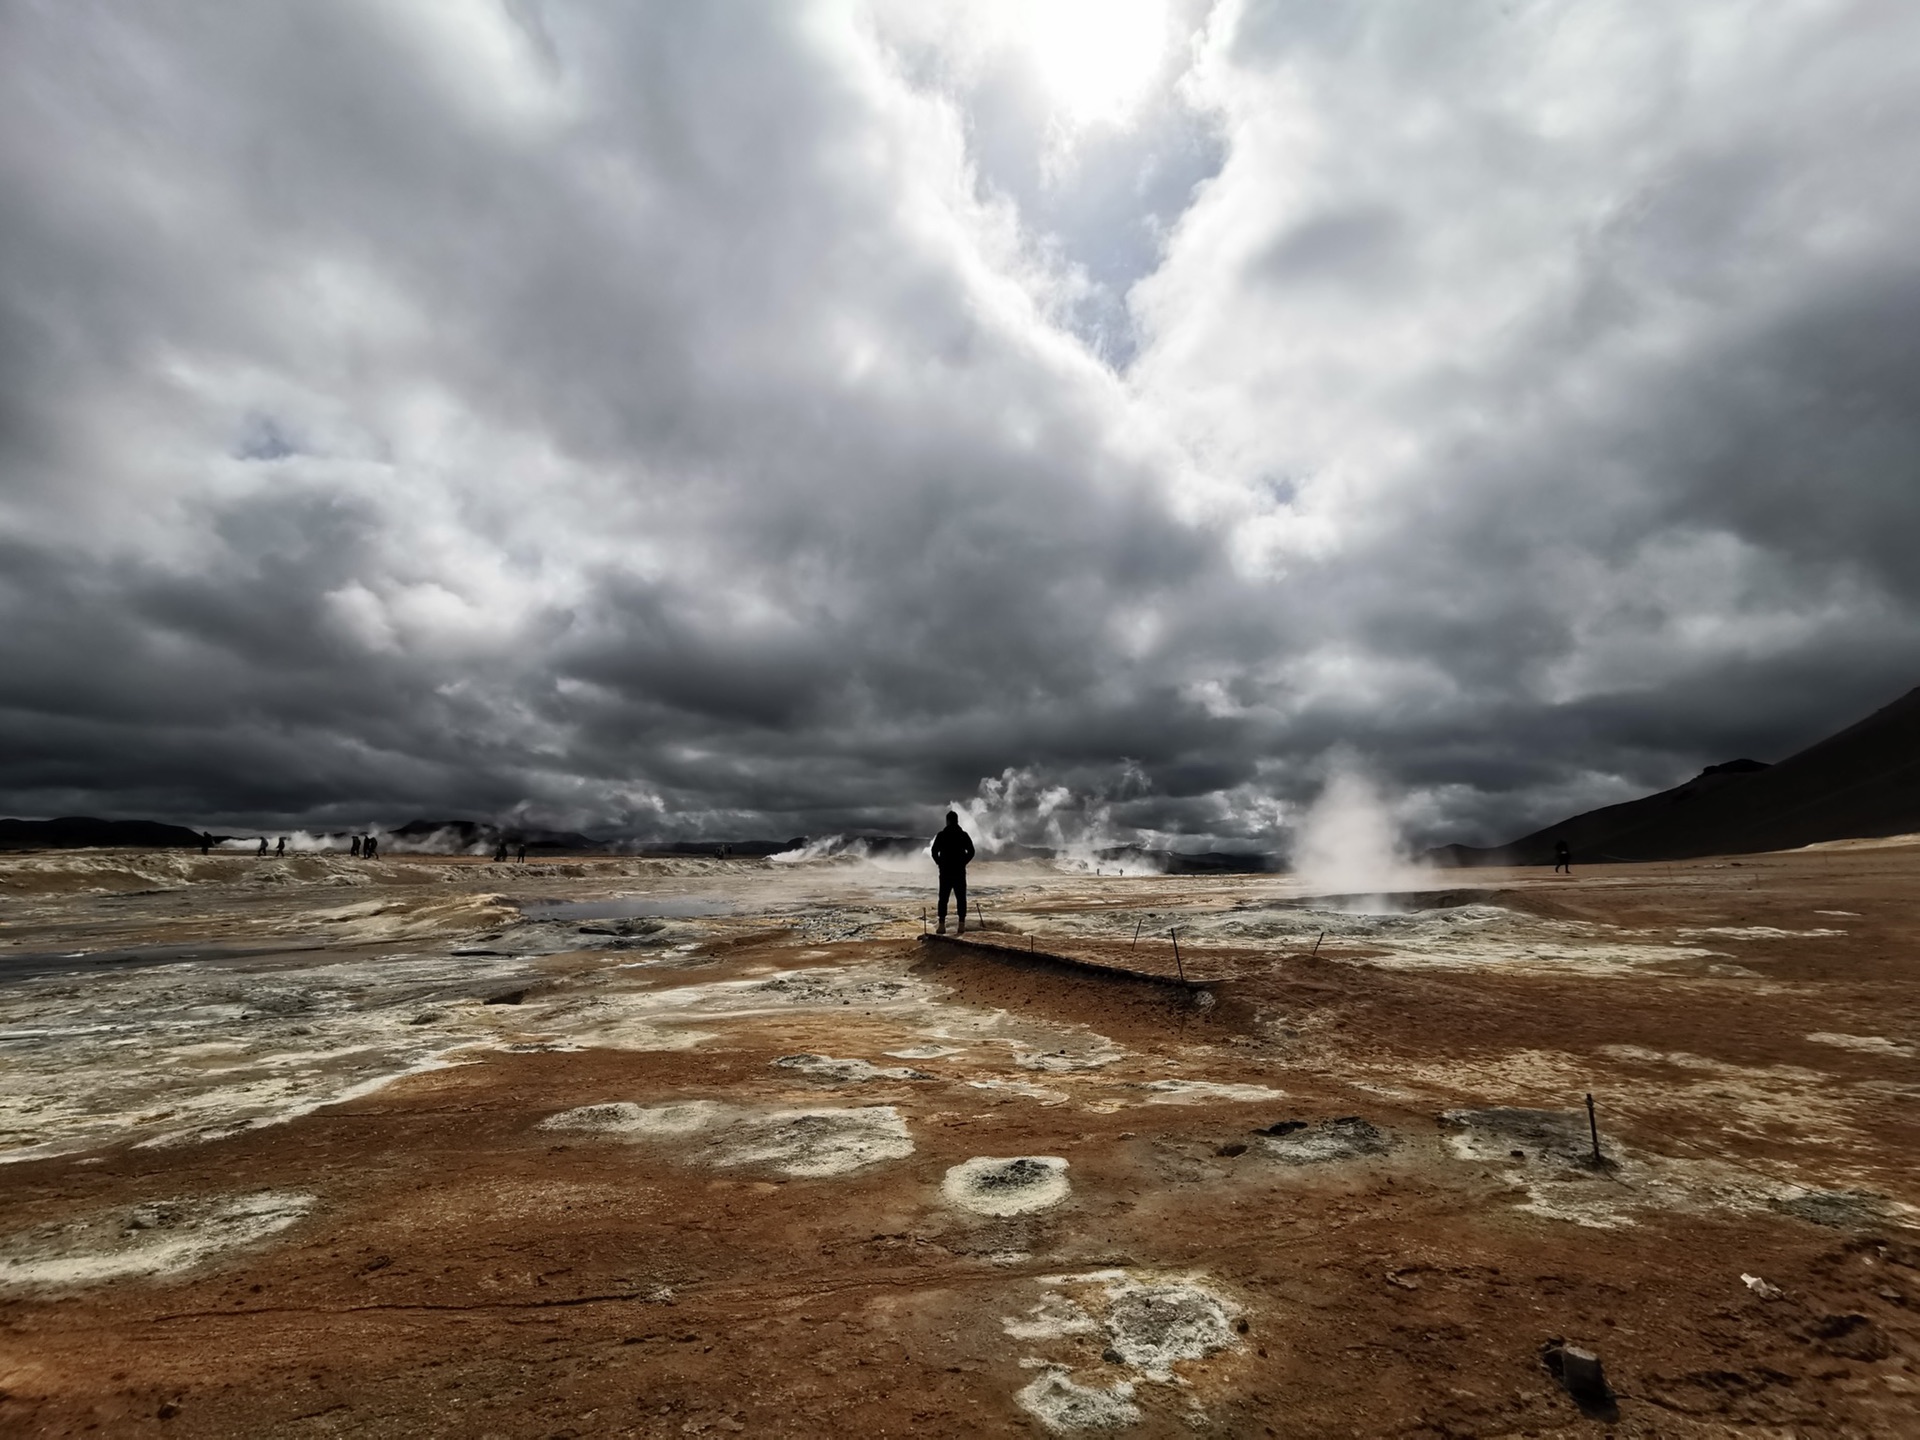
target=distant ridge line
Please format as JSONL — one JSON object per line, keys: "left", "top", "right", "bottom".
{"left": 1431, "top": 683, "right": 1920, "bottom": 866}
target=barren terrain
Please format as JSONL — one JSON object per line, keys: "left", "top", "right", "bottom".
{"left": 2, "top": 843, "right": 1917, "bottom": 1436}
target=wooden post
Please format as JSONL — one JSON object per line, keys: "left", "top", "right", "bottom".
{"left": 1170, "top": 928, "right": 1185, "bottom": 984}
{"left": 1132, "top": 918, "right": 1143, "bottom": 950}
{"left": 1310, "top": 929, "right": 1324, "bottom": 958}
{"left": 1585, "top": 1092, "right": 1602, "bottom": 1165}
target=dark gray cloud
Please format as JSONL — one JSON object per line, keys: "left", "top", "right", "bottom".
{"left": 1, "top": 1, "right": 1918, "bottom": 851}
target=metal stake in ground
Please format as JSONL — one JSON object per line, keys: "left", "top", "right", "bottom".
{"left": 1170, "top": 927, "right": 1186, "bottom": 983}
{"left": 1585, "top": 1092, "right": 1603, "bottom": 1166}
{"left": 1132, "top": 918, "right": 1143, "bottom": 950}
{"left": 1310, "top": 929, "right": 1324, "bottom": 958}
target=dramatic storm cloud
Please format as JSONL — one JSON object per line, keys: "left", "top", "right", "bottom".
{"left": 3, "top": 0, "right": 1918, "bottom": 848}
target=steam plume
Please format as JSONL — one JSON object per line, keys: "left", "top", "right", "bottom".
{"left": 1293, "top": 754, "right": 1425, "bottom": 899}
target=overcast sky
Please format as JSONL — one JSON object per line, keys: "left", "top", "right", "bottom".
{"left": 4, "top": 0, "right": 1919, "bottom": 849}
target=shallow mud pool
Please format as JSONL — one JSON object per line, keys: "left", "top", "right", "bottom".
{"left": 1, "top": 845, "right": 1918, "bottom": 1434}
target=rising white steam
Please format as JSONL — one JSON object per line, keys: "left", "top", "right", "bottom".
{"left": 216, "top": 826, "right": 495, "bottom": 855}
{"left": 766, "top": 834, "right": 924, "bottom": 871}
{"left": 769, "top": 767, "right": 1163, "bottom": 872}
{"left": 216, "top": 831, "right": 352, "bottom": 853}
{"left": 1292, "top": 756, "right": 1425, "bottom": 899}
{"left": 953, "top": 766, "right": 1162, "bottom": 874}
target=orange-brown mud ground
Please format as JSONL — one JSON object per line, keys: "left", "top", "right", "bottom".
{"left": 1, "top": 844, "right": 1917, "bottom": 1436}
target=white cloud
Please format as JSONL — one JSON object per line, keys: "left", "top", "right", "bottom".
{"left": 0, "top": 0, "right": 1916, "bottom": 847}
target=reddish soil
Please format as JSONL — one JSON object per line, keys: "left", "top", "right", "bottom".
{"left": 2, "top": 845, "right": 1918, "bottom": 1435}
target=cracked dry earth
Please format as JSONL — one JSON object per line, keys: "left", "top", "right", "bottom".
{"left": 1, "top": 845, "right": 1918, "bottom": 1436}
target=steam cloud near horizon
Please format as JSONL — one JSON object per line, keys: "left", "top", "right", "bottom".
{"left": 1291, "top": 755, "right": 1427, "bottom": 899}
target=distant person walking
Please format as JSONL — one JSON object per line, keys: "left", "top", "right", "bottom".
{"left": 1553, "top": 839, "right": 1571, "bottom": 874}
{"left": 492, "top": 840, "right": 509, "bottom": 863}
{"left": 364, "top": 834, "right": 378, "bottom": 860}
{"left": 516, "top": 843, "right": 527, "bottom": 863}
{"left": 350, "top": 835, "right": 362, "bottom": 858}
{"left": 200, "top": 832, "right": 211, "bottom": 855}
{"left": 256, "top": 837, "right": 268, "bottom": 857}
{"left": 275, "top": 836, "right": 285, "bottom": 858}
{"left": 930, "top": 811, "right": 975, "bottom": 935}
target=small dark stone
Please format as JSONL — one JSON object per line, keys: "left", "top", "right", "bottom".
{"left": 1215, "top": 1142, "right": 1248, "bottom": 1157}
{"left": 1808, "top": 1312, "right": 1892, "bottom": 1361}
{"left": 157, "top": 1402, "right": 180, "bottom": 1420}
{"left": 1101, "top": 1348, "right": 1123, "bottom": 1364}
{"left": 1540, "top": 1338, "right": 1616, "bottom": 1418}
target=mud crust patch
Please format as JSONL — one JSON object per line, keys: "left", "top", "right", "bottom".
{"left": 538, "top": 1100, "right": 722, "bottom": 1136}
{"left": 751, "top": 971, "right": 910, "bottom": 1005}
{"left": 770, "top": 1054, "right": 932, "bottom": 1083}
{"left": 1770, "top": 1190, "right": 1890, "bottom": 1229}
{"left": 0, "top": 1191, "right": 316, "bottom": 1291}
{"left": 944, "top": 1156, "right": 1071, "bottom": 1216}
{"left": 1440, "top": 1107, "right": 1596, "bottom": 1165}
{"left": 719, "top": 1108, "right": 914, "bottom": 1177}
{"left": 537, "top": 1101, "right": 913, "bottom": 1177}
{"left": 1014, "top": 1367, "right": 1140, "bottom": 1432}
{"left": 1259, "top": 1115, "right": 1393, "bottom": 1164}
{"left": 1102, "top": 1278, "right": 1240, "bottom": 1377}
{"left": 1001, "top": 1269, "right": 1242, "bottom": 1425}
{"left": 1140, "top": 1079, "right": 1286, "bottom": 1105}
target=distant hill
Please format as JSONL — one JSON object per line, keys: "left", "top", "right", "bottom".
{"left": 1433, "top": 684, "right": 1920, "bottom": 865}
{"left": 0, "top": 817, "right": 222, "bottom": 850}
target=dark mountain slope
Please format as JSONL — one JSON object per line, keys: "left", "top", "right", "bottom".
{"left": 0, "top": 817, "right": 219, "bottom": 850}
{"left": 1435, "top": 684, "right": 1920, "bottom": 865}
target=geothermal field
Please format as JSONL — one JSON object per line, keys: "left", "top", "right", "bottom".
{"left": 2, "top": 843, "right": 1917, "bottom": 1436}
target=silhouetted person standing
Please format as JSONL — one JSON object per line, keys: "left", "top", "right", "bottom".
{"left": 350, "top": 835, "right": 362, "bottom": 858}
{"left": 1553, "top": 839, "right": 1571, "bottom": 874}
{"left": 275, "top": 836, "right": 285, "bottom": 858}
{"left": 200, "top": 832, "right": 211, "bottom": 855}
{"left": 930, "top": 811, "right": 975, "bottom": 935}
{"left": 364, "top": 834, "right": 378, "bottom": 860}
{"left": 256, "top": 837, "right": 268, "bottom": 857}
{"left": 516, "top": 843, "right": 527, "bottom": 863}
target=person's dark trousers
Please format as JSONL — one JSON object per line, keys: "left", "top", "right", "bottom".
{"left": 938, "top": 868, "right": 968, "bottom": 934}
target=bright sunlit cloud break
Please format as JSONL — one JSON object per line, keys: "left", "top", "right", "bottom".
{"left": 1003, "top": 0, "right": 1172, "bottom": 129}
